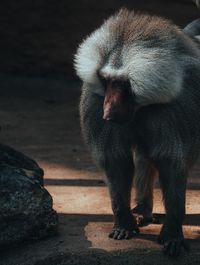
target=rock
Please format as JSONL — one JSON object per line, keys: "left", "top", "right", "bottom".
{"left": 0, "top": 144, "right": 44, "bottom": 185}
{"left": 0, "top": 144, "right": 58, "bottom": 249}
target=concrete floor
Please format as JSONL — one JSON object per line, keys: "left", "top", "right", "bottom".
{"left": 0, "top": 75, "right": 199, "bottom": 265}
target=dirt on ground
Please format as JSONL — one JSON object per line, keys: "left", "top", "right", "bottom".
{"left": 0, "top": 75, "right": 199, "bottom": 265}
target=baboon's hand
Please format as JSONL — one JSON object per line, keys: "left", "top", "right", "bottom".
{"left": 158, "top": 237, "right": 190, "bottom": 257}
{"left": 157, "top": 225, "right": 190, "bottom": 257}
{"left": 109, "top": 226, "right": 139, "bottom": 240}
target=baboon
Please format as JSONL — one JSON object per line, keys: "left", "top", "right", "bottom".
{"left": 74, "top": 9, "right": 200, "bottom": 257}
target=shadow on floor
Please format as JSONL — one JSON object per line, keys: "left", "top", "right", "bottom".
{"left": 44, "top": 178, "right": 106, "bottom": 187}
{"left": 1, "top": 212, "right": 199, "bottom": 265}
{"left": 44, "top": 177, "right": 200, "bottom": 190}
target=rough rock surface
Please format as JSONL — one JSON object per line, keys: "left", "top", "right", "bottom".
{"left": 0, "top": 144, "right": 58, "bottom": 249}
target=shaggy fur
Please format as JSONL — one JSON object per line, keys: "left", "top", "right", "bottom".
{"left": 74, "top": 9, "right": 200, "bottom": 257}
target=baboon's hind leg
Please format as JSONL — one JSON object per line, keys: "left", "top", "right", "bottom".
{"left": 132, "top": 150, "right": 158, "bottom": 226}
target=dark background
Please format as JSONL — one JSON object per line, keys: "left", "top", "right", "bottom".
{"left": 0, "top": 0, "right": 199, "bottom": 78}
{"left": 0, "top": 0, "right": 199, "bottom": 177}
{"left": 0, "top": 2, "right": 200, "bottom": 264}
